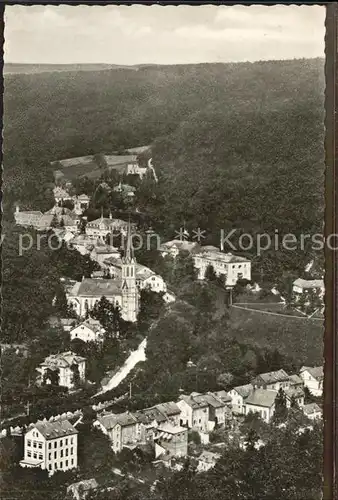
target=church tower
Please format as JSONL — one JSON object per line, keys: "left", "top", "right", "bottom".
{"left": 121, "top": 220, "right": 139, "bottom": 322}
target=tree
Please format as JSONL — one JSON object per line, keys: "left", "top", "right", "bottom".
{"left": 42, "top": 368, "right": 60, "bottom": 387}
{"left": 91, "top": 296, "right": 124, "bottom": 339}
{"left": 273, "top": 388, "right": 288, "bottom": 424}
{"left": 70, "top": 363, "right": 81, "bottom": 388}
{"left": 205, "top": 264, "right": 217, "bottom": 281}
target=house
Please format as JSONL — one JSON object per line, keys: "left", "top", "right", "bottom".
{"left": 197, "top": 451, "right": 221, "bottom": 472}
{"left": 302, "top": 403, "right": 323, "bottom": 420}
{"left": 159, "top": 240, "right": 200, "bottom": 259}
{"left": 125, "top": 162, "right": 148, "bottom": 179}
{"left": 70, "top": 319, "right": 105, "bottom": 343}
{"left": 193, "top": 247, "right": 251, "bottom": 286}
{"left": 90, "top": 243, "right": 121, "bottom": 267}
{"left": 53, "top": 186, "right": 73, "bottom": 204}
{"left": 69, "top": 234, "right": 95, "bottom": 256}
{"left": 94, "top": 411, "right": 143, "bottom": 453}
{"left": 154, "top": 423, "right": 188, "bottom": 459}
{"left": 293, "top": 278, "right": 324, "bottom": 296}
{"left": 135, "top": 402, "right": 182, "bottom": 443}
{"left": 113, "top": 182, "right": 136, "bottom": 199}
{"left": 67, "top": 222, "right": 139, "bottom": 323}
{"left": 244, "top": 389, "right": 277, "bottom": 423}
{"left": 289, "top": 374, "right": 304, "bottom": 389}
{"left": 85, "top": 213, "right": 131, "bottom": 240}
{"left": 251, "top": 369, "right": 290, "bottom": 391}
{"left": 73, "top": 194, "right": 90, "bottom": 215}
{"left": 285, "top": 387, "right": 305, "bottom": 408}
{"left": 67, "top": 479, "right": 98, "bottom": 500}
{"left": 228, "top": 384, "right": 254, "bottom": 414}
{"left": 20, "top": 419, "right": 78, "bottom": 474}
{"left": 14, "top": 206, "right": 54, "bottom": 231}
{"left": 177, "top": 394, "right": 209, "bottom": 433}
{"left": 152, "top": 402, "right": 182, "bottom": 426}
{"left": 36, "top": 352, "right": 86, "bottom": 389}
{"left": 300, "top": 366, "right": 324, "bottom": 396}
{"left": 189, "top": 392, "right": 229, "bottom": 430}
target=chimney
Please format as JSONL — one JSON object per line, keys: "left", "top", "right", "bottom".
{"left": 15, "top": 205, "right": 20, "bottom": 213}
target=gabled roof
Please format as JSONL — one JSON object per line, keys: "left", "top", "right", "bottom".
{"left": 285, "top": 387, "right": 305, "bottom": 399}
{"left": 245, "top": 389, "right": 277, "bottom": 408}
{"left": 69, "top": 278, "right": 122, "bottom": 298}
{"left": 29, "top": 419, "right": 78, "bottom": 440}
{"left": 232, "top": 384, "right": 254, "bottom": 399}
{"left": 40, "top": 351, "right": 86, "bottom": 369}
{"left": 289, "top": 374, "right": 304, "bottom": 386}
{"left": 253, "top": 369, "right": 289, "bottom": 385}
{"left": 138, "top": 407, "right": 167, "bottom": 424}
{"left": 179, "top": 394, "right": 209, "bottom": 409}
{"left": 67, "top": 479, "right": 98, "bottom": 494}
{"left": 71, "top": 319, "right": 105, "bottom": 335}
{"left": 160, "top": 240, "right": 200, "bottom": 253}
{"left": 300, "top": 366, "right": 324, "bottom": 381}
{"left": 303, "top": 403, "right": 322, "bottom": 415}
{"left": 97, "top": 411, "right": 140, "bottom": 431}
{"left": 192, "top": 392, "right": 225, "bottom": 408}
{"left": 293, "top": 278, "right": 324, "bottom": 290}
{"left": 154, "top": 402, "right": 181, "bottom": 417}
{"left": 212, "top": 390, "right": 232, "bottom": 404}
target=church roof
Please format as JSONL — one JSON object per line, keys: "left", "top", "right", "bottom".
{"left": 72, "top": 278, "right": 122, "bottom": 298}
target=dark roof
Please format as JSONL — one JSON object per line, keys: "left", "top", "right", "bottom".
{"left": 97, "top": 411, "right": 140, "bottom": 430}
{"left": 76, "top": 278, "right": 122, "bottom": 297}
{"left": 245, "top": 389, "right": 277, "bottom": 408}
{"left": 192, "top": 393, "right": 225, "bottom": 408}
{"left": 154, "top": 401, "right": 181, "bottom": 417}
{"left": 31, "top": 419, "right": 78, "bottom": 440}
{"left": 138, "top": 407, "right": 167, "bottom": 424}
{"left": 303, "top": 403, "right": 322, "bottom": 415}
{"left": 289, "top": 374, "right": 304, "bottom": 385}
{"left": 211, "top": 390, "right": 232, "bottom": 404}
{"left": 253, "top": 369, "right": 289, "bottom": 385}
{"left": 232, "top": 384, "right": 253, "bottom": 398}
{"left": 179, "top": 394, "right": 209, "bottom": 409}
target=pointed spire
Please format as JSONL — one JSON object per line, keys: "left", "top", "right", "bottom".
{"left": 124, "top": 217, "right": 134, "bottom": 263}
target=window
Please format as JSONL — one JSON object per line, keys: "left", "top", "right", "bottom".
{"left": 60, "top": 462, "right": 63, "bottom": 469}
{"left": 48, "top": 443, "right": 52, "bottom": 449}
{"left": 33, "top": 452, "right": 37, "bottom": 459}
{"left": 54, "top": 442, "right": 57, "bottom": 448}
{"left": 60, "top": 450, "right": 63, "bottom": 458}
{"left": 71, "top": 459, "right": 74, "bottom": 465}
{"left": 54, "top": 463, "right": 57, "bottom": 469}
{"left": 66, "top": 448, "right": 69, "bottom": 456}
{"left": 49, "top": 453, "right": 51, "bottom": 460}
{"left": 38, "top": 442, "right": 42, "bottom": 449}
{"left": 33, "top": 441, "right": 37, "bottom": 448}
{"left": 199, "top": 419, "right": 201, "bottom": 424}
{"left": 60, "top": 440, "right": 63, "bottom": 447}
{"left": 71, "top": 447, "right": 73, "bottom": 455}
{"left": 71, "top": 438, "right": 73, "bottom": 445}
{"left": 38, "top": 453, "right": 43, "bottom": 460}
{"left": 66, "top": 460, "right": 69, "bottom": 467}
{"left": 48, "top": 464, "right": 52, "bottom": 471}
{"left": 27, "top": 450, "right": 32, "bottom": 458}
{"left": 27, "top": 440, "right": 31, "bottom": 447}
{"left": 54, "top": 451, "right": 57, "bottom": 459}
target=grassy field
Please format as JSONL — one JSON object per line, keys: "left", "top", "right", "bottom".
{"left": 228, "top": 305, "right": 323, "bottom": 366}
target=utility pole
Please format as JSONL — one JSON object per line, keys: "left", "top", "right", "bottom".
{"left": 129, "top": 382, "right": 132, "bottom": 399}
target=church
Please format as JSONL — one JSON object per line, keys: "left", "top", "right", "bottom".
{"left": 66, "top": 221, "right": 139, "bottom": 323}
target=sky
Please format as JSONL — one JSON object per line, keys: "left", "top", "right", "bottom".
{"left": 4, "top": 4, "right": 326, "bottom": 65}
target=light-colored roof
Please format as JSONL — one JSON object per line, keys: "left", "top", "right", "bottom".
{"left": 285, "top": 387, "right": 305, "bottom": 399}
{"left": 71, "top": 319, "right": 104, "bottom": 335}
{"left": 104, "top": 154, "right": 137, "bottom": 166}
{"left": 157, "top": 422, "right": 187, "bottom": 435}
{"left": 40, "top": 351, "right": 86, "bottom": 369}
{"left": 303, "top": 403, "right": 322, "bottom": 415}
{"left": 29, "top": 419, "right": 78, "bottom": 440}
{"left": 300, "top": 366, "right": 324, "bottom": 381}
{"left": 253, "top": 369, "right": 289, "bottom": 385}
{"left": 196, "top": 248, "right": 250, "bottom": 264}
{"left": 97, "top": 411, "right": 140, "bottom": 431}
{"left": 179, "top": 394, "right": 209, "bottom": 409}
{"left": 87, "top": 217, "right": 128, "bottom": 229}
{"left": 232, "top": 384, "right": 254, "bottom": 398}
{"left": 192, "top": 392, "right": 225, "bottom": 408}
{"left": 293, "top": 278, "right": 324, "bottom": 289}
{"left": 69, "top": 278, "right": 121, "bottom": 298}
{"left": 76, "top": 194, "right": 90, "bottom": 200}
{"left": 245, "top": 389, "right": 277, "bottom": 408}
{"left": 92, "top": 244, "right": 120, "bottom": 255}
{"left": 160, "top": 240, "right": 200, "bottom": 253}
{"left": 212, "top": 390, "right": 232, "bottom": 404}
{"left": 154, "top": 402, "right": 181, "bottom": 417}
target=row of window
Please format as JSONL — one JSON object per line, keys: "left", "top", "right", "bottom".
{"left": 48, "top": 437, "right": 74, "bottom": 449}
{"left": 27, "top": 440, "right": 43, "bottom": 448}
{"left": 48, "top": 459, "right": 74, "bottom": 470}
{"left": 27, "top": 451, "right": 43, "bottom": 460}
{"left": 48, "top": 448, "right": 74, "bottom": 460}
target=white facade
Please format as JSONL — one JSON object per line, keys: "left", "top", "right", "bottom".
{"left": 70, "top": 320, "right": 105, "bottom": 343}
{"left": 177, "top": 399, "right": 209, "bottom": 433}
{"left": 193, "top": 249, "right": 251, "bottom": 286}
{"left": 20, "top": 421, "right": 78, "bottom": 474}
{"left": 37, "top": 352, "right": 86, "bottom": 389}
{"left": 85, "top": 215, "right": 129, "bottom": 240}
{"left": 300, "top": 367, "right": 323, "bottom": 397}
{"left": 244, "top": 402, "right": 275, "bottom": 424}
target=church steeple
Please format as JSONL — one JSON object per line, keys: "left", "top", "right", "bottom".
{"left": 121, "top": 218, "right": 138, "bottom": 322}
{"left": 123, "top": 218, "right": 134, "bottom": 264}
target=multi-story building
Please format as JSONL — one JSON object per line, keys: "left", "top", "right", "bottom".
{"left": 36, "top": 352, "right": 86, "bottom": 389}
{"left": 20, "top": 419, "right": 78, "bottom": 474}
{"left": 154, "top": 422, "right": 188, "bottom": 459}
{"left": 85, "top": 213, "right": 132, "bottom": 240}
{"left": 227, "top": 384, "right": 254, "bottom": 415}
{"left": 177, "top": 394, "right": 209, "bottom": 433}
{"left": 244, "top": 389, "right": 277, "bottom": 423}
{"left": 251, "top": 369, "right": 291, "bottom": 391}
{"left": 70, "top": 318, "right": 105, "bottom": 343}
{"left": 193, "top": 246, "right": 251, "bottom": 286}
{"left": 159, "top": 239, "right": 200, "bottom": 259}
{"left": 94, "top": 411, "right": 143, "bottom": 453}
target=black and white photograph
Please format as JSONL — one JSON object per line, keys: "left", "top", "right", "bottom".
{"left": 1, "top": 4, "right": 328, "bottom": 499}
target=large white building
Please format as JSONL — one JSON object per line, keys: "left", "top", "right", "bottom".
{"left": 85, "top": 213, "right": 132, "bottom": 240}
{"left": 36, "top": 352, "right": 86, "bottom": 389}
{"left": 20, "top": 419, "right": 78, "bottom": 474}
{"left": 300, "top": 366, "right": 323, "bottom": 397}
{"left": 70, "top": 318, "right": 105, "bottom": 343}
{"left": 192, "top": 246, "right": 251, "bottom": 286}
{"left": 67, "top": 222, "right": 139, "bottom": 323}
